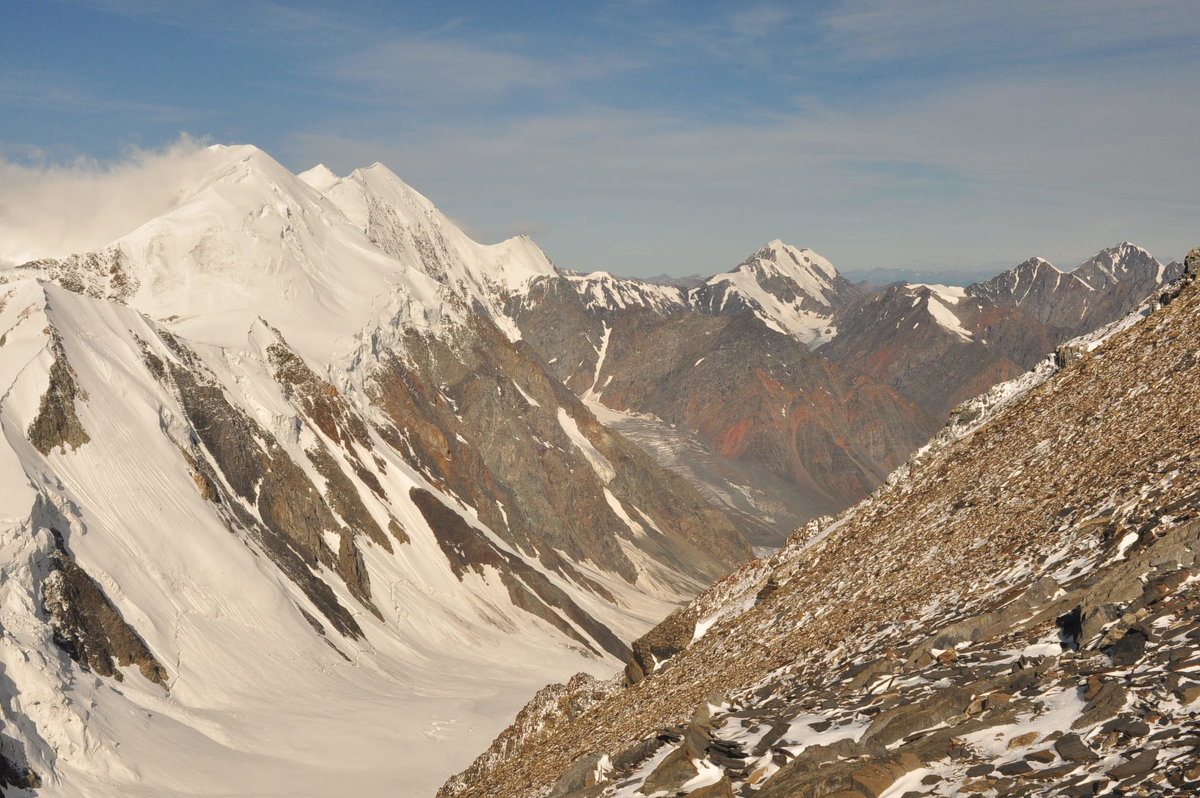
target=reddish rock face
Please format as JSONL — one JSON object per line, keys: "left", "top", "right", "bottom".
{"left": 516, "top": 296, "right": 936, "bottom": 527}
{"left": 366, "top": 311, "right": 754, "bottom": 587}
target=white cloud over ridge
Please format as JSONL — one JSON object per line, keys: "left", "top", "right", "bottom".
{"left": 0, "top": 135, "right": 211, "bottom": 267}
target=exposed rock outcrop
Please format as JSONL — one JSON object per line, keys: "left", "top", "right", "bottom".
{"left": 623, "top": 606, "right": 697, "bottom": 685}
{"left": 144, "top": 335, "right": 373, "bottom": 637}
{"left": 27, "top": 330, "right": 90, "bottom": 455}
{"left": 368, "top": 311, "right": 753, "bottom": 588}
{"left": 410, "top": 487, "right": 631, "bottom": 660}
{"left": 42, "top": 528, "right": 167, "bottom": 685}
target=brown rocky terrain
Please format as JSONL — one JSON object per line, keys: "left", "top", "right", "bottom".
{"left": 26, "top": 331, "right": 91, "bottom": 456}
{"left": 510, "top": 242, "right": 1179, "bottom": 542}
{"left": 592, "top": 310, "right": 933, "bottom": 520}
{"left": 367, "top": 307, "right": 752, "bottom": 589}
{"left": 818, "top": 284, "right": 1051, "bottom": 420}
{"left": 826, "top": 243, "right": 1184, "bottom": 420}
{"left": 441, "top": 250, "right": 1200, "bottom": 798}
{"left": 41, "top": 526, "right": 168, "bottom": 686}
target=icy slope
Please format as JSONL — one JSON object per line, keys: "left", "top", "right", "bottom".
{"left": 304, "top": 161, "right": 556, "bottom": 339}
{"left": 0, "top": 278, "right": 643, "bottom": 797}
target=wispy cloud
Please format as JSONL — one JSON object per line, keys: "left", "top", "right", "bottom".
{"left": 727, "top": 5, "right": 799, "bottom": 38}
{"left": 606, "top": 2, "right": 810, "bottom": 63}
{"left": 330, "top": 38, "right": 641, "bottom": 105}
{"left": 70, "top": 0, "right": 361, "bottom": 46}
{"left": 823, "top": 0, "right": 1200, "bottom": 63}
{"left": 0, "top": 135, "right": 212, "bottom": 266}
{"left": 0, "top": 72, "right": 194, "bottom": 121}
{"left": 287, "top": 54, "right": 1199, "bottom": 273}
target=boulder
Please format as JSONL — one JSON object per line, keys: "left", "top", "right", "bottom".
{"left": 687, "top": 777, "right": 735, "bottom": 797}
{"left": 1108, "top": 749, "right": 1157, "bottom": 779}
{"left": 548, "top": 751, "right": 609, "bottom": 797}
{"left": 1072, "top": 681, "right": 1127, "bottom": 729}
{"left": 623, "top": 606, "right": 697, "bottom": 685}
{"left": 641, "top": 746, "right": 699, "bottom": 795}
{"left": 1053, "top": 733, "right": 1099, "bottom": 764}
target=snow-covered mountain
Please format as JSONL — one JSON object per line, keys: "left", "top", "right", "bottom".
{"left": 689, "top": 239, "right": 860, "bottom": 346}
{"left": 443, "top": 250, "right": 1200, "bottom": 798}
{"left": 969, "top": 242, "right": 1182, "bottom": 335}
{"left": 0, "top": 145, "right": 755, "bottom": 796}
{"left": 504, "top": 246, "right": 932, "bottom": 541}
{"left": 299, "top": 160, "right": 557, "bottom": 338}
{"left": 820, "top": 243, "right": 1183, "bottom": 420}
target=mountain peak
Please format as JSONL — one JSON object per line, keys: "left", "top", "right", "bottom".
{"left": 297, "top": 163, "right": 341, "bottom": 193}
{"left": 747, "top": 239, "right": 839, "bottom": 281}
{"left": 687, "top": 240, "right": 852, "bottom": 346}
{"left": 1077, "top": 241, "right": 1156, "bottom": 266}
{"left": 1013, "top": 255, "right": 1063, "bottom": 274}
{"left": 1111, "top": 240, "right": 1150, "bottom": 254}
{"left": 1072, "top": 241, "right": 1161, "bottom": 289}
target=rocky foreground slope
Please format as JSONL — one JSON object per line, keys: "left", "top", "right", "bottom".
{"left": 441, "top": 249, "right": 1200, "bottom": 798}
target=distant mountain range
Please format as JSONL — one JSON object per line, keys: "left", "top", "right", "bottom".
{"left": 509, "top": 238, "right": 1182, "bottom": 538}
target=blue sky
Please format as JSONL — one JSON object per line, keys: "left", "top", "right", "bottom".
{"left": 2, "top": 0, "right": 1198, "bottom": 279}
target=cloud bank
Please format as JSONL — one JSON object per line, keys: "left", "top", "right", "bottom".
{"left": 0, "top": 136, "right": 211, "bottom": 266}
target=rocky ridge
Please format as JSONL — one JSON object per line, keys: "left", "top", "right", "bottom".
{"left": 440, "top": 249, "right": 1200, "bottom": 798}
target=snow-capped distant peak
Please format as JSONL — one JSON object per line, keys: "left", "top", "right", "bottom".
{"left": 707, "top": 239, "right": 844, "bottom": 311}
{"left": 1075, "top": 241, "right": 1157, "bottom": 269}
{"left": 689, "top": 240, "right": 850, "bottom": 346}
{"left": 16, "top": 143, "right": 450, "bottom": 361}
{"left": 298, "top": 163, "right": 342, "bottom": 193}
{"left": 1071, "top": 241, "right": 1162, "bottom": 289}
{"left": 745, "top": 239, "right": 839, "bottom": 282}
{"left": 909, "top": 283, "right": 973, "bottom": 340}
{"left": 337, "top": 161, "right": 557, "bottom": 293}
{"left": 1110, "top": 241, "right": 1152, "bottom": 258}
